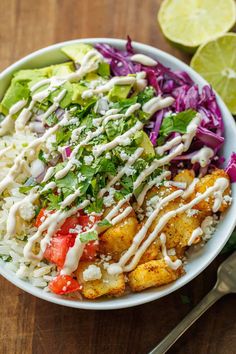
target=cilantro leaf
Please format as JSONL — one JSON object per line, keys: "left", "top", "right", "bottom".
{"left": 19, "top": 185, "right": 34, "bottom": 194}
{"left": 55, "top": 171, "right": 78, "bottom": 191}
{"left": 98, "top": 219, "right": 112, "bottom": 227}
{"left": 45, "top": 113, "right": 58, "bottom": 127}
{"left": 38, "top": 149, "right": 47, "bottom": 163}
{"left": 47, "top": 194, "right": 62, "bottom": 210}
{"left": 86, "top": 198, "right": 103, "bottom": 214}
{"left": 137, "top": 86, "right": 155, "bottom": 105}
{"left": 159, "top": 109, "right": 197, "bottom": 138}
{"left": 112, "top": 97, "right": 137, "bottom": 113}
{"left": 80, "top": 230, "right": 98, "bottom": 243}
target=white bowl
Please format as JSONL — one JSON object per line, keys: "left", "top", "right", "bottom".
{"left": 0, "top": 38, "right": 236, "bottom": 310}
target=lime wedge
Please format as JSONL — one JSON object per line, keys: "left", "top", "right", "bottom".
{"left": 191, "top": 33, "right": 236, "bottom": 114}
{"left": 158, "top": 0, "right": 236, "bottom": 52}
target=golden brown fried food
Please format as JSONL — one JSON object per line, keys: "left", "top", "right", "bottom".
{"left": 128, "top": 259, "right": 184, "bottom": 292}
{"left": 99, "top": 216, "right": 138, "bottom": 261}
{"left": 76, "top": 261, "right": 125, "bottom": 299}
{"left": 193, "top": 169, "right": 231, "bottom": 212}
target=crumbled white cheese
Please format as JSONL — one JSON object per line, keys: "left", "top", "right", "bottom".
{"left": 77, "top": 173, "right": 86, "bottom": 182}
{"left": 84, "top": 155, "right": 94, "bottom": 165}
{"left": 120, "top": 150, "right": 129, "bottom": 161}
{"left": 83, "top": 265, "right": 102, "bottom": 281}
{"left": 167, "top": 248, "right": 176, "bottom": 256}
{"left": 103, "top": 188, "right": 116, "bottom": 207}
{"left": 124, "top": 166, "right": 135, "bottom": 176}
{"left": 105, "top": 152, "right": 111, "bottom": 159}
{"left": 223, "top": 195, "right": 232, "bottom": 204}
{"left": 186, "top": 209, "right": 199, "bottom": 217}
{"left": 19, "top": 201, "right": 35, "bottom": 221}
{"left": 45, "top": 135, "right": 56, "bottom": 151}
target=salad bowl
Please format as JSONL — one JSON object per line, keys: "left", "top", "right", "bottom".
{"left": 0, "top": 38, "right": 236, "bottom": 310}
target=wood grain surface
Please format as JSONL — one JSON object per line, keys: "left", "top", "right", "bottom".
{"left": 0, "top": 1, "right": 235, "bottom": 353}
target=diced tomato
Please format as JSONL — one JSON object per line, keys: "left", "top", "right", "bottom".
{"left": 58, "top": 215, "right": 81, "bottom": 235}
{"left": 49, "top": 275, "right": 82, "bottom": 295}
{"left": 81, "top": 240, "right": 99, "bottom": 261}
{"left": 77, "top": 215, "right": 100, "bottom": 230}
{"left": 37, "top": 207, "right": 101, "bottom": 264}
{"left": 44, "top": 234, "right": 74, "bottom": 268}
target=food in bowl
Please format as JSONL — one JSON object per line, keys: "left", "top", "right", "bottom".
{"left": 0, "top": 39, "right": 234, "bottom": 300}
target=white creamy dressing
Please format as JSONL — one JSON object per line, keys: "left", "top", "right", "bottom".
{"left": 131, "top": 54, "right": 157, "bottom": 67}
{"left": 160, "top": 233, "right": 182, "bottom": 270}
{"left": 156, "top": 136, "right": 182, "bottom": 156}
{"left": 0, "top": 144, "right": 13, "bottom": 158}
{"left": 191, "top": 146, "right": 214, "bottom": 167}
{"left": 137, "top": 170, "right": 171, "bottom": 206}
{"left": 93, "top": 121, "right": 143, "bottom": 157}
{"left": 182, "top": 113, "right": 202, "bottom": 151}
{"left": 40, "top": 89, "right": 67, "bottom": 123}
{"left": 107, "top": 177, "right": 229, "bottom": 274}
{"left": 99, "top": 148, "right": 144, "bottom": 198}
{"left": 105, "top": 194, "right": 132, "bottom": 223}
{"left": 111, "top": 206, "right": 133, "bottom": 225}
{"left": 61, "top": 236, "right": 85, "bottom": 275}
{"left": 41, "top": 181, "right": 56, "bottom": 193}
{"left": 42, "top": 167, "right": 55, "bottom": 183}
{"left": 187, "top": 227, "right": 203, "bottom": 246}
{"left": 182, "top": 178, "right": 199, "bottom": 199}
{"left": 142, "top": 96, "right": 175, "bottom": 116}
{"left": 81, "top": 76, "right": 136, "bottom": 99}
{"left": 0, "top": 99, "right": 28, "bottom": 136}
{"left": 133, "top": 144, "right": 184, "bottom": 190}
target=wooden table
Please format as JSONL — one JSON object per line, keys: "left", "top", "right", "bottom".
{"left": 0, "top": 1, "right": 235, "bottom": 353}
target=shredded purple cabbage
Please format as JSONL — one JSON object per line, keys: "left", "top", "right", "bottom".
{"left": 225, "top": 153, "right": 236, "bottom": 182}
{"left": 96, "top": 38, "right": 235, "bottom": 179}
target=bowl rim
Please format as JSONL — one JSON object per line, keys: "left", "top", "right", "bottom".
{"left": 0, "top": 37, "right": 236, "bottom": 310}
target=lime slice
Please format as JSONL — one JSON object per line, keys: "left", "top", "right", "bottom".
{"left": 191, "top": 33, "right": 236, "bottom": 114}
{"left": 158, "top": 0, "right": 236, "bottom": 52}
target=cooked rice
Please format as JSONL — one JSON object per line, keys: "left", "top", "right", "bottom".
{"left": 0, "top": 130, "right": 56, "bottom": 289}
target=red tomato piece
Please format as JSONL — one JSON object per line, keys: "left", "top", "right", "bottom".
{"left": 81, "top": 240, "right": 99, "bottom": 261}
{"left": 58, "top": 215, "right": 80, "bottom": 235}
{"left": 49, "top": 275, "right": 82, "bottom": 295}
{"left": 44, "top": 234, "right": 75, "bottom": 268}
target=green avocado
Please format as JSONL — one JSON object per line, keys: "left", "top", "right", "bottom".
{"left": 61, "top": 43, "right": 93, "bottom": 64}
{"left": 50, "top": 62, "right": 75, "bottom": 76}
{"left": 0, "top": 80, "right": 30, "bottom": 115}
{"left": 108, "top": 84, "right": 132, "bottom": 102}
{"left": 135, "top": 131, "right": 155, "bottom": 158}
{"left": 71, "top": 84, "right": 95, "bottom": 106}
{"left": 13, "top": 67, "right": 51, "bottom": 82}
{"left": 97, "top": 62, "right": 110, "bottom": 78}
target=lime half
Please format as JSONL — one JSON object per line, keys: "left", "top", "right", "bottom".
{"left": 191, "top": 33, "right": 236, "bottom": 115}
{"left": 158, "top": 0, "right": 236, "bottom": 52}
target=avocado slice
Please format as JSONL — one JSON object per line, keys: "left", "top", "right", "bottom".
{"left": 13, "top": 67, "right": 51, "bottom": 82}
{"left": 108, "top": 84, "right": 132, "bottom": 102}
{"left": 71, "top": 84, "right": 95, "bottom": 106}
{"left": 97, "top": 62, "right": 110, "bottom": 78}
{"left": 50, "top": 62, "right": 75, "bottom": 76}
{"left": 61, "top": 43, "right": 93, "bottom": 64}
{"left": 135, "top": 131, "right": 155, "bottom": 158}
{"left": 0, "top": 80, "right": 30, "bottom": 115}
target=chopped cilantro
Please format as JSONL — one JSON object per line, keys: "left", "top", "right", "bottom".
{"left": 86, "top": 198, "right": 103, "bottom": 214}
{"left": 159, "top": 109, "right": 197, "bottom": 139}
{"left": 80, "top": 230, "right": 98, "bottom": 243}
{"left": 45, "top": 113, "right": 58, "bottom": 127}
{"left": 55, "top": 171, "right": 78, "bottom": 191}
{"left": 38, "top": 149, "right": 47, "bottom": 163}
{"left": 98, "top": 219, "right": 112, "bottom": 227}
{"left": 137, "top": 86, "right": 155, "bottom": 105}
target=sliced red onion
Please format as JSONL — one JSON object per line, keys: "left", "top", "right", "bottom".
{"left": 30, "top": 159, "right": 46, "bottom": 183}
{"left": 65, "top": 146, "right": 72, "bottom": 157}
{"left": 24, "top": 176, "right": 36, "bottom": 186}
